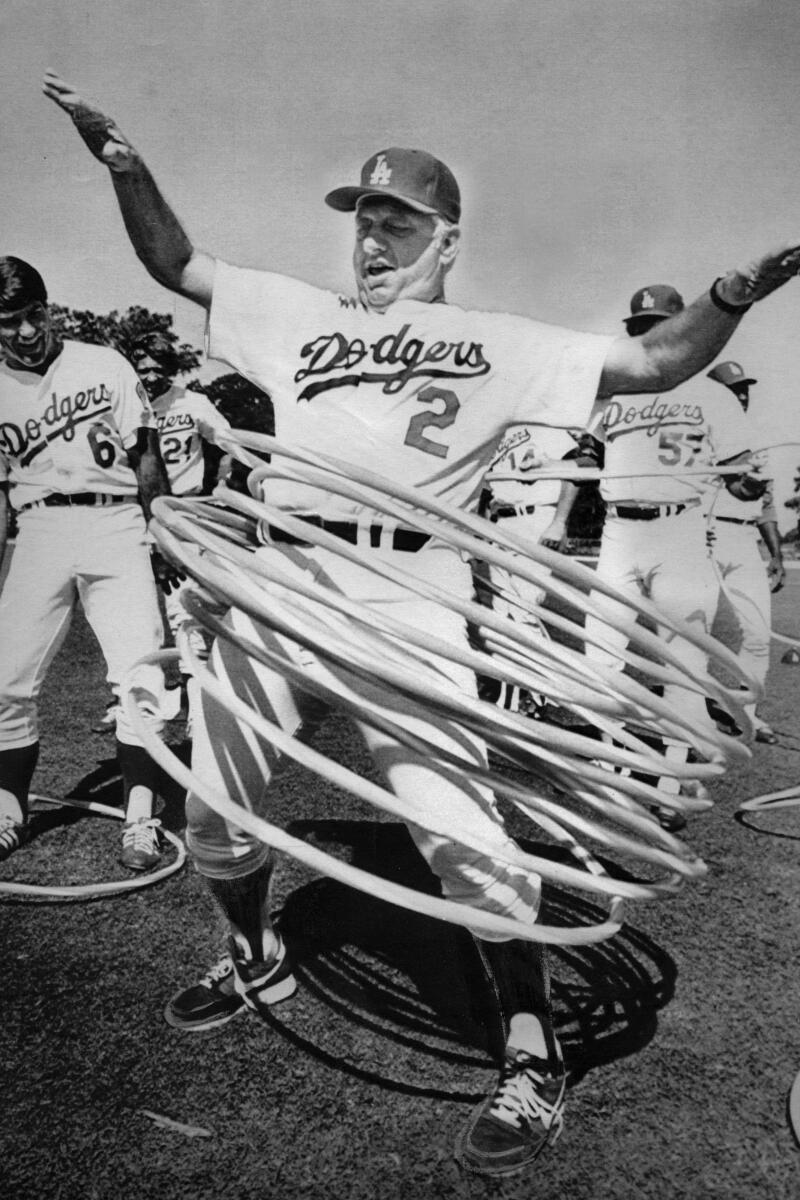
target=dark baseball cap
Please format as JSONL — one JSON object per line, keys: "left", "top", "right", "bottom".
{"left": 707, "top": 360, "right": 757, "bottom": 388}
{"left": 623, "top": 284, "right": 684, "bottom": 327}
{"left": 325, "top": 148, "right": 461, "bottom": 223}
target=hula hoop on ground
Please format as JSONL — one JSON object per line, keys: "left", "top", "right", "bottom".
{"left": 738, "top": 783, "right": 800, "bottom": 814}
{"left": 789, "top": 1068, "right": 800, "bottom": 1147}
{"left": 0, "top": 794, "right": 186, "bottom": 900}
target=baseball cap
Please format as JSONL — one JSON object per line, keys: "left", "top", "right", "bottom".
{"left": 707, "top": 360, "right": 757, "bottom": 388}
{"left": 325, "top": 148, "right": 461, "bottom": 223}
{"left": 623, "top": 284, "right": 684, "bottom": 327}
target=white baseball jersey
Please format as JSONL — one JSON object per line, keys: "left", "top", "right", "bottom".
{"left": 589, "top": 381, "right": 752, "bottom": 505}
{"left": 706, "top": 403, "right": 772, "bottom": 522}
{"left": 206, "top": 263, "right": 613, "bottom": 520}
{"left": 151, "top": 384, "right": 231, "bottom": 496}
{"left": 485, "top": 424, "right": 579, "bottom": 506}
{"left": 0, "top": 340, "right": 153, "bottom": 508}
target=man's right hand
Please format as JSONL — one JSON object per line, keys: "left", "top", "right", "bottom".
{"left": 42, "top": 71, "right": 139, "bottom": 173}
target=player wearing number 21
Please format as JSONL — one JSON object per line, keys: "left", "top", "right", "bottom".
{"left": 132, "top": 335, "right": 231, "bottom": 731}
{"left": 45, "top": 67, "right": 800, "bottom": 1180}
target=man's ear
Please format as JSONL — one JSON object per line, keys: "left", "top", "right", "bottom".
{"left": 439, "top": 224, "right": 461, "bottom": 268}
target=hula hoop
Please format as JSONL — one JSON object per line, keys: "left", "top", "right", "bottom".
{"left": 738, "top": 783, "right": 800, "bottom": 814}
{"left": 126, "top": 430, "right": 759, "bottom": 943}
{"left": 789, "top": 1068, "right": 800, "bottom": 1146}
{"left": 0, "top": 794, "right": 186, "bottom": 900}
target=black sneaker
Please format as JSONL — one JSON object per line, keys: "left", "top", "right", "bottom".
{"left": 164, "top": 936, "right": 296, "bottom": 1032}
{"left": 457, "top": 1047, "right": 566, "bottom": 1178}
{"left": 164, "top": 954, "right": 243, "bottom": 1031}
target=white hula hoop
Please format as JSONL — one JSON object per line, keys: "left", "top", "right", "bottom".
{"left": 0, "top": 794, "right": 186, "bottom": 901}
{"left": 124, "top": 430, "right": 757, "bottom": 943}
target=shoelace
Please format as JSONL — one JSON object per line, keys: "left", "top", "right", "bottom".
{"left": 489, "top": 1056, "right": 565, "bottom": 1135}
{"left": 200, "top": 956, "right": 234, "bottom": 989}
{"left": 0, "top": 813, "right": 22, "bottom": 851}
{"left": 122, "top": 817, "right": 161, "bottom": 852}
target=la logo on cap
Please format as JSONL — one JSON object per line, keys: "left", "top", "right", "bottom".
{"left": 369, "top": 154, "right": 393, "bottom": 186}
{"left": 640, "top": 290, "right": 655, "bottom": 309}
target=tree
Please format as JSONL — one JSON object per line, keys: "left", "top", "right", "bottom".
{"left": 49, "top": 304, "right": 201, "bottom": 377}
{"left": 188, "top": 372, "right": 274, "bottom": 434}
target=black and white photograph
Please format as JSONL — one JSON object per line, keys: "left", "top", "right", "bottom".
{"left": 2, "top": 3, "right": 800, "bottom": 1198}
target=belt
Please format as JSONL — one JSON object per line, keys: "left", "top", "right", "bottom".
{"left": 608, "top": 503, "right": 692, "bottom": 521}
{"left": 268, "top": 516, "right": 431, "bottom": 552}
{"left": 489, "top": 502, "right": 538, "bottom": 521}
{"left": 715, "top": 515, "right": 758, "bottom": 526}
{"left": 18, "top": 492, "right": 132, "bottom": 515}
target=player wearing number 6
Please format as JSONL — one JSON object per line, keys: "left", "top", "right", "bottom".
{"left": 0, "top": 256, "right": 177, "bottom": 871}
{"left": 44, "top": 68, "right": 800, "bottom": 1180}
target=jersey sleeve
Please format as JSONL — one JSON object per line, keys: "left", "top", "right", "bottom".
{"left": 502, "top": 315, "right": 614, "bottom": 430}
{"left": 112, "top": 354, "right": 156, "bottom": 449}
{"left": 207, "top": 261, "right": 326, "bottom": 391}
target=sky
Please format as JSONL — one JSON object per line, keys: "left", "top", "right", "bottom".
{"left": 3, "top": 0, "right": 800, "bottom": 524}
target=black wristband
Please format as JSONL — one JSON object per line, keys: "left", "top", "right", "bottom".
{"left": 710, "top": 277, "right": 752, "bottom": 315}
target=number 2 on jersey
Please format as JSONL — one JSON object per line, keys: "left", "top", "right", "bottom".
{"left": 403, "top": 385, "right": 460, "bottom": 458}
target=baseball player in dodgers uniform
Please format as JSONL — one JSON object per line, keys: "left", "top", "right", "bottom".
{"left": 134, "top": 337, "right": 231, "bottom": 730}
{"left": 47, "top": 70, "right": 800, "bottom": 1178}
{"left": 0, "top": 257, "right": 176, "bottom": 872}
{"left": 581, "top": 287, "right": 761, "bottom": 818}
{"left": 479, "top": 424, "right": 581, "bottom": 713}
{"left": 705, "top": 361, "right": 785, "bottom": 743}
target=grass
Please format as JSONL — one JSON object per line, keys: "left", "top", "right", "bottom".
{"left": 2, "top": 572, "right": 800, "bottom": 1199}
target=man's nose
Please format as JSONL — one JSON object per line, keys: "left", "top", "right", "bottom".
{"left": 19, "top": 318, "right": 38, "bottom": 338}
{"left": 362, "top": 233, "right": 385, "bottom": 254}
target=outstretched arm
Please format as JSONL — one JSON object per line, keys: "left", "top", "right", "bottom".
{"left": 599, "top": 247, "right": 800, "bottom": 397}
{"left": 43, "top": 72, "right": 214, "bottom": 309}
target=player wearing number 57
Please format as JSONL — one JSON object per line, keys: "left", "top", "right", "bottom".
{"left": 0, "top": 256, "right": 176, "bottom": 871}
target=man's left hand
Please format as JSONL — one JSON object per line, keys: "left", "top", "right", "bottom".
{"left": 768, "top": 556, "right": 786, "bottom": 593}
{"left": 151, "top": 548, "right": 186, "bottom": 595}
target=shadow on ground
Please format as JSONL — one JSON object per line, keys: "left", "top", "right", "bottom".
{"left": 272, "top": 818, "right": 677, "bottom": 1097}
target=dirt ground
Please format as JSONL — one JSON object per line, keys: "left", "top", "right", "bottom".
{"left": 2, "top": 570, "right": 800, "bottom": 1200}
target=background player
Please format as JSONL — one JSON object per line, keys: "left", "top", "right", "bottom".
{"left": 0, "top": 256, "right": 178, "bottom": 871}
{"left": 706, "top": 360, "right": 785, "bottom": 743}
{"left": 45, "top": 69, "right": 800, "bottom": 1179}
{"left": 132, "top": 332, "right": 231, "bottom": 735}
{"left": 560, "top": 286, "right": 766, "bottom": 825}
{"left": 476, "top": 424, "right": 584, "bottom": 714}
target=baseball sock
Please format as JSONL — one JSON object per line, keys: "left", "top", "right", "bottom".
{"left": 116, "top": 739, "right": 160, "bottom": 822}
{"left": 0, "top": 742, "right": 40, "bottom": 822}
{"left": 206, "top": 861, "right": 279, "bottom": 962}
{"left": 475, "top": 937, "right": 560, "bottom": 1067}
